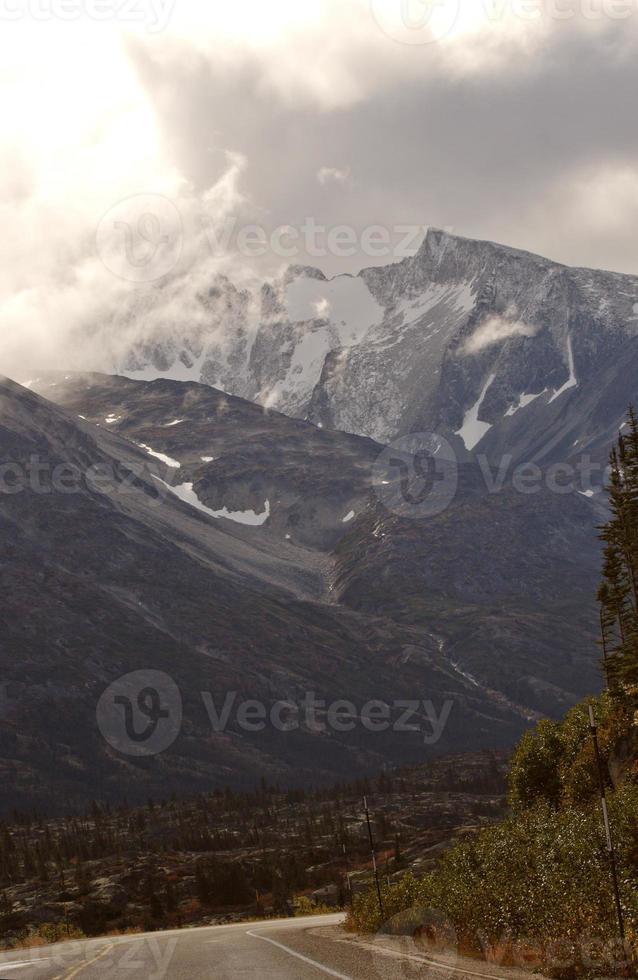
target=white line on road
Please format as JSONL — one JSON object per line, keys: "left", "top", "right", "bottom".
{"left": 246, "top": 930, "right": 355, "bottom": 979}
{"left": 0, "top": 962, "right": 51, "bottom": 973}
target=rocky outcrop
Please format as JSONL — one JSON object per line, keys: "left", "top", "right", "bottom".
{"left": 113, "top": 231, "right": 638, "bottom": 467}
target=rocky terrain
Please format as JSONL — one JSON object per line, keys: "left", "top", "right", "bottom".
{"left": 113, "top": 230, "right": 638, "bottom": 473}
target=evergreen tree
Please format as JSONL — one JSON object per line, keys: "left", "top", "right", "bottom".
{"left": 598, "top": 410, "right": 638, "bottom": 689}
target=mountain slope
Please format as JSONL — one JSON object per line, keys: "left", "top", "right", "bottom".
{"left": 32, "top": 375, "right": 604, "bottom": 715}
{"left": 28, "top": 371, "right": 381, "bottom": 551}
{"left": 0, "top": 377, "right": 527, "bottom": 813}
{"left": 332, "top": 488, "right": 603, "bottom": 714}
{"left": 28, "top": 374, "right": 605, "bottom": 740}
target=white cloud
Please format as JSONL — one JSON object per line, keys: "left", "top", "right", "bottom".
{"left": 0, "top": 142, "right": 257, "bottom": 378}
{"left": 317, "top": 166, "right": 351, "bottom": 185}
{"left": 462, "top": 315, "right": 538, "bottom": 355}
{"left": 314, "top": 297, "right": 331, "bottom": 316}
{"left": 1, "top": 3, "right": 638, "bottom": 379}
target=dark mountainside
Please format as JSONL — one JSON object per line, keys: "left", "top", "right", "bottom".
{"left": 0, "top": 377, "right": 522, "bottom": 813}
{"left": 36, "top": 372, "right": 605, "bottom": 714}
{"left": 0, "top": 360, "right": 604, "bottom": 813}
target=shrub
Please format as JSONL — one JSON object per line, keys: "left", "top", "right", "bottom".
{"left": 37, "top": 922, "right": 86, "bottom": 944}
{"left": 509, "top": 692, "right": 636, "bottom": 811}
{"left": 348, "top": 696, "right": 638, "bottom": 977}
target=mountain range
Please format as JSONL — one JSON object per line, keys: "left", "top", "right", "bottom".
{"left": 2, "top": 229, "right": 635, "bottom": 812}
{"left": 118, "top": 228, "right": 638, "bottom": 466}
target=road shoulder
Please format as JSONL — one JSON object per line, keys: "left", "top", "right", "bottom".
{"left": 311, "top": 925, "right": 549, "bottom": 980}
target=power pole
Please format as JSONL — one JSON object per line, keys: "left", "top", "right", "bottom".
{"left": 588, "top": 705, "right": 625, "bottom": 944}
{"left": 363, "top": 796, "right": 384, "bottom": 922}
{"left": 599, "top": 609, "right": 610, "bottom": 690}
{"left": 341, "top": 839, "right": 353, "bottom": 908}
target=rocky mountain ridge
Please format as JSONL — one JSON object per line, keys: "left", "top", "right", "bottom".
{"left": 115, "top": 230, "right": 638, "bottom": 468}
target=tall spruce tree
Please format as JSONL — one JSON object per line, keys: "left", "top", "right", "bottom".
{"left": 598, "top": 409, "right": 638, "bottom": 689}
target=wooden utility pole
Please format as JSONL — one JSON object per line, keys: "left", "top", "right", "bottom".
{"left": 588, "top": 705, "right": 625, "bottom": 943}
{"left": 599, "top": 609, "right": 610, "bottom": 689}
{"left": 363, "top": 797, "right": 384, "bottom": 922}
{"left": 341, "top": 839, "right": 353, "bottom": 908}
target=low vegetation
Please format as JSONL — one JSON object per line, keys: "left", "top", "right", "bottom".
{"left": 347, "top": 693, "right": 638, "bottom": 974}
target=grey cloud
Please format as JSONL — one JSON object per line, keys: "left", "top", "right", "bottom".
{"left": 4, "top": 11, "right": 638, "bottom": 382}
{"left": 126, "top": 22, "right": 638, "bottom": 275}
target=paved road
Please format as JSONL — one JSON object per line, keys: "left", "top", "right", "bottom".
{"left": 0, "top": 914, "right": 398, "bottom": 980}
{"left": 0, "top": 913, "right": 519, "bottom": 979}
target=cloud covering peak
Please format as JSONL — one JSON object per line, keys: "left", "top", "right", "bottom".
{"left": 462, "top": 315, "right": 538, "bottom": 355}
{"left": 2, "top": 2, "right": 638, "bottom": 376}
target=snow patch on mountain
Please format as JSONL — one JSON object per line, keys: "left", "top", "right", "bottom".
{"left": 139, "top": 444, "right": 181, "bottom": 468}
{"left": 259, "top": 274, "right": 384, "bottom": 412}
{"left": 396, "top": 282, "right": 473, "bottom": 326}
{"left": 262, "top": 324, "right": 333, "bottom": 410}
{"left": 153, "top": 475, "right": 270, "bottom": 526}
{"left": 209, "top": 499, "right": 271, "bottom": 526}
{"left": 456, "top": 373, "right": 496, "bottom": 450}
{"left": 505, "top": 391, "right": 546, "bottom": 416}
{"left": 549, "top": 336, "right": 578, "bottom": 403}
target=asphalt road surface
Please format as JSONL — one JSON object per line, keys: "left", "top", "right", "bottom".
{"left": 0, "top": 913, "right": 524, "bottom": 980}
{"left": 0, "top": 914, "right": 414, "bottom": 980}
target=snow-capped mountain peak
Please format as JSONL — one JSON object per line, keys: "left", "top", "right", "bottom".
{"left": 115, "top": 230, "right": 638, "bottom": 460}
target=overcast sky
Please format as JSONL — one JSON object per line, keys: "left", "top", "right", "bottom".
{"left": 2, "top": 0, "right": 638, "bottom": 374}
